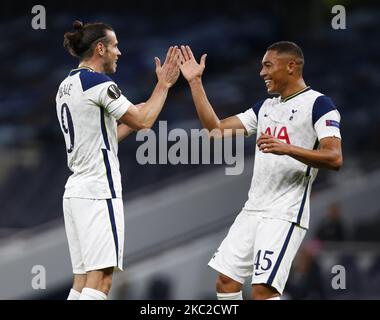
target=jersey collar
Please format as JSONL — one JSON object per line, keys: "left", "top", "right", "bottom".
{"left": 280, "top": 86, "right": 311, "bottom": 103}
{"left": 68, "top": 66, "right": 95, "bottom": 76}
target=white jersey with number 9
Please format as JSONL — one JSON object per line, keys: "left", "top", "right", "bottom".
{"left": 56, "top": 67, "right": 132, "bottom": 199}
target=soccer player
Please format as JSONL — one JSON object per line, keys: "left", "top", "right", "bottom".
{"left": 56, "top": 20, "right": 180, "bottom": 300}
{"left": 179, "top": 42, "right": 342, "bottom": 300}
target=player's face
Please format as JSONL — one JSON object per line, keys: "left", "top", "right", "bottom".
{"left": 103, "top": 30, "right": 121, "bottom": 74}
{"left": 260, "top": 50, "right": 290, "bottom": 95}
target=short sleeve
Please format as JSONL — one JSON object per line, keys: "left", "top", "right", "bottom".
{"left": 236, "top": 100, "right": 265, "bottom": 136}
{"left": 80, "top": 70, "right": 132, "bottom": 120}
{"left": 98, "top": 83, "right": 132, "bottom": 120}
{"left": 313, "top": 95, "right": 341, "bottom": 140}
{"left": 236, "top": 109, "right": 257, "bottom": 136}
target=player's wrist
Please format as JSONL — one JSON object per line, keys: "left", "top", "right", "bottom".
{"left": 156, "top": 80, "right": 171, "bottom": 90}
{"left": 188, "top": 76, "right": 202, "bottom": 86}
{"left": 286, "top": 144, "right": 295, "bottom": 156}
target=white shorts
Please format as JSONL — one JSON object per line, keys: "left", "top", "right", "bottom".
{"left": 208, "top": 210, "right": 306, "bottom": 294}
{"left": 63, "top": 198, "right": 125, "bottom": 274}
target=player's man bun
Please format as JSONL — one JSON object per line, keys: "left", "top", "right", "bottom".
{"left": 63, "top": 20, "right": 113, "bottom": 59}
{"left": 72, "top": 20, "right": 84, "bottom": 31}
{"left": 63, "top": 20, "right": 85, "bottom": 57}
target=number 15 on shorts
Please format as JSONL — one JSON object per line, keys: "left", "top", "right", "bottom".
{"left": 254, "top": 250, "right": 274, "bottom": 276}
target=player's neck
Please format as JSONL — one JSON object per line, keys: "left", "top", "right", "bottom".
{"left": 280, "top": 79, "right": 307, "bottom": 100}
{"left": 78, "top": 59, "right": 105, "bottom": 73}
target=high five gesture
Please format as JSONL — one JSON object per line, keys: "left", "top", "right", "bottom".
{"left": 179, "top": 45, "right": 207, "bottom": 83}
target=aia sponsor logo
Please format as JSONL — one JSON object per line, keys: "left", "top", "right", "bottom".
{"left": 264, "top": 126, "right": 290, "bottom": 144}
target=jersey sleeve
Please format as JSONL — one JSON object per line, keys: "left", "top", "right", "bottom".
{"left": 97, "top": 83, "right": 132, "bottom": 120}
{"left": 80, "top": 71, "right": 132, "bottom": 120}
{"left": 236, "top": 100, "right": 265, "bottom": 136}
{"left": 236, "top": 109, "right": 257, "bottom": 136}
{"left": 312, "top": 95, "right": 342, "bottom": 140}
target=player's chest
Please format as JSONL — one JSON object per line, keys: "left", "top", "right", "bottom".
{"left": 258, "top": 103, "right": 311, "bottom": 144}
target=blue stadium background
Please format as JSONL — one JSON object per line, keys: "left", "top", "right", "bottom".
{"left": 0, "top": 0, "right": 380, "bottom": 299}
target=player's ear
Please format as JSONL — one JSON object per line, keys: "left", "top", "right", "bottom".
{"left": 96, "top": 42, "right": 105, "bottom": 56}
{"left": 287, "top": 60, "right": 296, "bottom": 75}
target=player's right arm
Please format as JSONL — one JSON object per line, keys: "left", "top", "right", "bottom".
{"left": 119, "top": 46, "right": 180, "bottom": 130}
{"left": 179, "top": 45, "right": 246, "bottom": 138}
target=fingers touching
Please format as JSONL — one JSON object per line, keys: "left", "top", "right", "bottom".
{"left": 179, "top": 45, "right": 206, "bottom": 65}
{"left": 156, "top": 45, "right": 207, "bottom": 84}
{"left": 157, "top": 45, "right": 206, "bottom": 65}
{"left": 157, "top": 46, "right": 179, "bottom": 67}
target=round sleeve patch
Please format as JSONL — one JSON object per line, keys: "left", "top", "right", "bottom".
{"left": 107, "top": 84, "right": 121, "bottom": 99}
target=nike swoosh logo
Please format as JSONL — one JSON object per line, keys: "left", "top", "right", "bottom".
{"left": 254, "top": 271, "right": 266, "bottom": 276}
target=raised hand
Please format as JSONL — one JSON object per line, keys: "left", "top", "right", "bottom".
{"left": 155, "top": 46, "right": 180, "bottom": 88}
{"left": 179, "top": 45, "right": 207, "bottom": 82}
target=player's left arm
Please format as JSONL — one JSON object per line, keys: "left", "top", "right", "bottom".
{"left": 257, "top": 134, "right": 342, "bottom": 170}
{"left": 258, "top": 95, "right": 343, "bottom": 170}
{"left": 117, "top": 123, "right": 134, "bottom": 142}
{"left": 117, "top": 103, "right": 145, "bottom": 142}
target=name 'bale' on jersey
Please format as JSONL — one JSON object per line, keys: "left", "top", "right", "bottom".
{"left": 56, "top": 67, "right": 132, "bottom": 199}
{"left": 236, "top": 87, "right": 341, "bottom": 229}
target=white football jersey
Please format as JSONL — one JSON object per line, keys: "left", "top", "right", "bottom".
{"left": 237, "top": 87, "right": 341, "bottom": 229}
{"left": 56, "top": 67, "right": 132, "bottom": 199}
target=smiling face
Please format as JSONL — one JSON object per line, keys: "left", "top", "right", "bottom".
{"left": 101, "top": 30, "right": 121, "bottom": 74}
{"left": 260, "top": 50, "right": 299, "bottom": 96}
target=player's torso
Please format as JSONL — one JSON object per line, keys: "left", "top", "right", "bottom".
{"left": 258, "top": 89, "right": 321, "bottom": 154}
{"left": 56, "top": 70, "right": 121, "bottom": 199}
{"left": 245, "top": 89, "right": 322, "bottom": 226}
